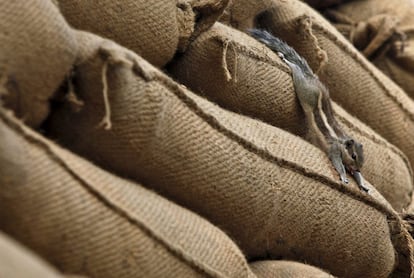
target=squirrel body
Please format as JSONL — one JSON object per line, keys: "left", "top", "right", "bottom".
{"left": 249, "top": 29, "right": 368, "bottom": 192}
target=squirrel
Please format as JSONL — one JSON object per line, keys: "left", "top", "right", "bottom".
{"left": 249, "top": 29, "right": 369, "bottom": 192}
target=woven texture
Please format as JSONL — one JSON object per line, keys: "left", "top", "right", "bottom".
{"left": 168, "top": 22, "right": 413, "bottom": 212}
{"left": 326, "top": 0, "right": 414, "bottom": 100}
{"left": 250, "top": 261, "right": 335, "bottom": 278}
{"left": 46, "top": 30, "right": 413, "bottom": 278}
{"left": 0, "top": 0, "right": 77, "bottom": 127}
{"left": 223, "top": 0, "right": 414, "bottom": 170}
{"left": 0, "top": 107, "right": 253, "bottom": 278}
{"left": 0, "top": 231, "right": 63, "bottom": 278}
{"left": 56, "top": 0, "right": 228, "bottom": 67}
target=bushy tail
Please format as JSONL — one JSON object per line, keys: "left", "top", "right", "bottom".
{"left": 248, "top": 29, "right": 314, "bottom": 77}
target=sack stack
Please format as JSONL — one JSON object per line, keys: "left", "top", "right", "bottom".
{"left": 324, "top": 0, "right": 414, "bottom": 100}
{"left": 1, "top": 0, "right": 414, "bottom": 277}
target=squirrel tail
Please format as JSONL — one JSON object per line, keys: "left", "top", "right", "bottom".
{"left": 248, "top": 29, "right": 314, "bottom": 77}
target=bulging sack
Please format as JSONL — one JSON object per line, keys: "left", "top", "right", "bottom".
{"left": 221, "top": 0, "right": 414, "bottom": 171}
{"left": 325, "top": 0, "right": 414, "bottom": 100}
{"left": 0, "top": 0, "right": 77, "bottom": 127}
{"left": 250, "top": 261, "right": 334, "bottom": 278}
{"left": 168, "top": 22, "right": 413, "bottom": 212}
{"left": 0, "top": 108, "right": 253, "bottom": 278}
{"left": 56, "top": 0, "right": 229, "bottom": 67}
{"left": 46, "top": 31, "right": 413, "bottom": 277}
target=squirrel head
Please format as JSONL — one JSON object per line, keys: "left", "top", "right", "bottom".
{"left": 341, "top": 138, "right": 364, "bottom": 174}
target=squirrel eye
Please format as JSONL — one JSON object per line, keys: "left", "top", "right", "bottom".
{"left": 346, "top": 140, "right": 354, "bottom": 148}
{"left": 351, "top": 153, "right": 357, "bottom": 160}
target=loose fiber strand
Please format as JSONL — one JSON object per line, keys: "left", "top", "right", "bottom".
{"left": 231, "top": 41, "right": 238, "bottom": 83}
{"left": 222, "top": 39, "right": 233, "bottom": 81}
{"left": 300, "top": 16, "right": 328, "bottom": 74}
{"left": 97, "top": 60, "right": 112, "bottom": 130}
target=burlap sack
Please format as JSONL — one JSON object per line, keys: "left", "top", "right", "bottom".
{"left": 0, "top": 109, "right": 254, "bottom": 277}
{"left": 0, "top": 231, "right": 63, "bottom": 278}
{"left": 168, "top": 22, "right": 413, "bottom": 212}
{"left": 0, "top": 0, "right": 77, "bottom": 127}
{"left": 45, "top": 30, "right": 414, "bottom": 277}
{"left": 56, "top": 0, "right": 228, "bottom": 68}
{"left": 324, "top": 0, "right": 414, "bottom": 100}
{"left": 250, "top": 261, "right": 334, "bottom": 278}
{"left": 221, "top": 0, "right": 414, "bottom": 170}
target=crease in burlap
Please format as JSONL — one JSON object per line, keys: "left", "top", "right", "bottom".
{"left": 168, "top": 22, "right": 413, "bottom": 212}
{"left": 45, "top": 30, "right": 414, "bottom": 277}
{"left": 0, "top": 105, "right": 256, "bottom": 278}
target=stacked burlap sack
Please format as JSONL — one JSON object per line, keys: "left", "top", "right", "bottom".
{"left": 1, "top": 0, "right": 414, "bottom": 277}
{"left": 317, "top": 0, "right": 414, "bottom": 101}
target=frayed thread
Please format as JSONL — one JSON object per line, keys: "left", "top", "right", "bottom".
{"left": 97, "top": 60, "right": 112, "bottom": 130}
{"left": 222, "top": 40, "right": 238, "bottom": 82}
{"left": 96, "top": 48, "right": 155, "bottom": 130}
{"left": 299, "top": 15, "right": 328, "bottom": 74}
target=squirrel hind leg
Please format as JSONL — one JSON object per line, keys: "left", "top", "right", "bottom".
{"left": 353, "top": 171, "right": 370, "bottom": 193}
{"left": 329, "top": 144, "right": 349, "bottom": 184}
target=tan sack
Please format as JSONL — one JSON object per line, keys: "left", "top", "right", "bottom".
{"left": 0, "top": 107, "right": 254, "bottom": 278}
{"left": 56, "top": 0, "right": 229, "bottom": 67}
{"left": 0, "top": 0, "right": 77, "bottom": 127}
{"left": 45, "top": 31, "right": 414, "bottom": 278}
